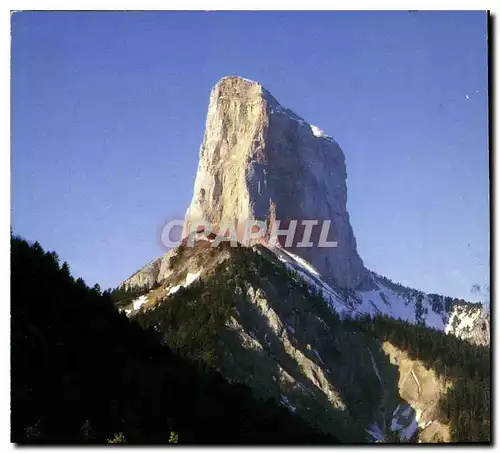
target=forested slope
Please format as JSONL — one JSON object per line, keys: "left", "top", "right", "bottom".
{"left": 11, "top": 235, "right": 337, "bottom": 444}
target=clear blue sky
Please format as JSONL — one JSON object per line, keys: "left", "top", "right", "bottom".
{"left": 11, "top": 11, "right": 489, "bottom": 301}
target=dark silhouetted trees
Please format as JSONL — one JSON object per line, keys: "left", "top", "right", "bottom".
{"left": 10, "top": 235, "right": 337, "bottom": 445}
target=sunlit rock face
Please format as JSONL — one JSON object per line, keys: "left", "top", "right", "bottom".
{"left": 185, "top": 76, "right": 369, "bottom": 290}
{"left": 121, "top": 76, "right": 489, "bottom": 348}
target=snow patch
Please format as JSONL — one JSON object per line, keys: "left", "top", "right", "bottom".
{"left": 367, "top": 348, "right": 382, "bottom": 384}
{"left": 391, "top": 404, "right": 419, "bottom": 441}
{"left": 282, "top": 248, "right": 321, "bottom": 277}
{"left": 355, "top": 283, "right": 447, "bottom": 331}
{"left": 266, "top": 243, "right": 472, "bottom": 341}
{"left": 270, "top": 245, "right": 348, "bottom": 313}
{"left": 445, "top": 306, "right": 481, "bottom": 334}
{"left": 185, "top": 271, "right": 201, "bottom": 286}
{"left": 414, "top": 408, "right": 432, "bottom": 429}
{"left": 310, "top": 124, "right": 325, "bottom": 137}
{"left": 132, "top": 295, "right": 148, "bottom": 311}
{"left": 168, "top": 285, "right": 181, "bottom": 295}
{"left": 167, "top": 271, "right": 201, "bottom": 296}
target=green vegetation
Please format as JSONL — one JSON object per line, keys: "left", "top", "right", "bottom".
{"left": 11, "top": 235, "right": 337, "bottom": 444}
{"left": 135, "top": 243, "right": 490, "bottom": 443}
{"left": 107, "top": 432, "right": 127, "bottom": 444}
{"left": 108, "top": 286, "right": 146, "bottom": 308}
{"left": 345, "top": 314, "right": 490, "bottom": 442}
{"left": 14, "top": 233, "right": 489, "bottom": 444}
{"left": 135, "top": 245, "right": 397, "bottom": 442}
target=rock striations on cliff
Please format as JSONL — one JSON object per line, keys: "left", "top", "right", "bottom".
{"left": 185, "top": 76, "right": 368, "bottom": 290}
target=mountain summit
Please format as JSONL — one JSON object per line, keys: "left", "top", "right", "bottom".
{"left": 185, "top": 76, "right": 368, "bottom": 290}
{"left": 116, "top": 77, "right": 490, "bottom": 443}
{"left": 123, "top": 76, "right": 488, "bottom": 347}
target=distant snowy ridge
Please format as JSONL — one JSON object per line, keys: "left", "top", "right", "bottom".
{"left": 265, "top": 244, "right": 488, "bottom": 344}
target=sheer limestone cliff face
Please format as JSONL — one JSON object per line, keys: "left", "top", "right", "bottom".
{"left": 185, "top": 76, "right": 368, "bottom": 289}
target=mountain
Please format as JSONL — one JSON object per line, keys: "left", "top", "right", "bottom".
{"left": 122, "top": 241, "right": 489, "bottom": 347}
{"left": 11, "top": 235, "right": 337, "bottom": 444}
{"left": 118, "top": 240, "right": 490, "bottom": 443}
{"left": 124, "top": 76, "right": 489, "bottom": 348}
{"left": 184, "top": 76, "right": 368, "bottom": 290}
{"left": 117, "top": 76, "right": 490, "bottom": 443}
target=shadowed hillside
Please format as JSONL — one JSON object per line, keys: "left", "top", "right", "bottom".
{"left": 10, "top": 235, "right": 338, "bottom": 445}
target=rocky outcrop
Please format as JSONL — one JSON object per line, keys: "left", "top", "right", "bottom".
{"left": 445, "top": 305, "right": 490, "bottom": 347}
{"left": 185, "top": 76, "right": 369, "bottom": 290}
{"left": 121, "top": 256, "right": 163, "bottom": 291}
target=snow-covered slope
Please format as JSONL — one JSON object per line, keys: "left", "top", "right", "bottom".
{"left": 265, "top": 244, "right": 488, "bottom": 345}
{"left": 355, "top": 276, "right": 446, "bottom": 329}
{"left": 355, "top": 273, "right": 488, "bottom": 345}
{"left": 269, "top": 244, "right": 349, "bottom": 315}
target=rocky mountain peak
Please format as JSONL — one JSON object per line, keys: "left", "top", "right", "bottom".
{"left": 185, "top": 76, "right": 369, "bottom": 289}
{"left": 212, "top": 75, "right": 263, "bottom": 97}
{"left": 115, "top": 77, "right": 489, "bottom": 444}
